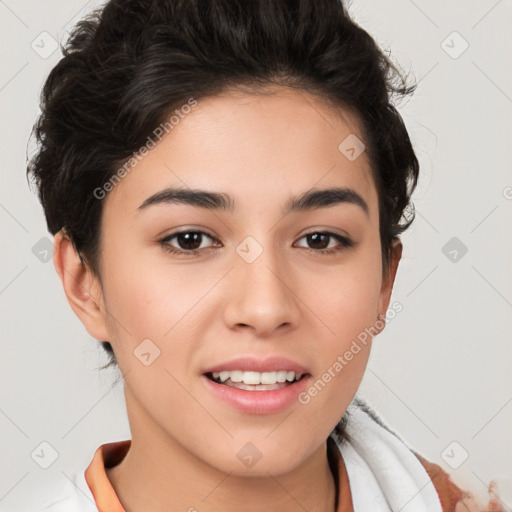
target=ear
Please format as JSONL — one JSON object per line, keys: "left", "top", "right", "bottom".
{"left": 53, "top": 230, "right": 110, "bottom": 342}
{"left": 377, "top": 239, "right": 402, "bottom": 325}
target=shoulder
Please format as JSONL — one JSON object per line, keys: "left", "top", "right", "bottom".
{"left": 414, "top": 452, "right": 506, "bottom": 512}
{"left": 414, "top": 452, "right": 467, "bottom": 511}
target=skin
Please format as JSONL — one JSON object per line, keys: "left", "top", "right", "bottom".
{"left": 54, "top": 85, "right": 402, "bottom": 512}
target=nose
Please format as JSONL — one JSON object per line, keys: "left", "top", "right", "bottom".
{"left": 222, "top": 242, "right": 301, "bottom": 337}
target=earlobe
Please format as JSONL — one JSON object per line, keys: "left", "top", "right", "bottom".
{"left": 53, "top": 230, "right": 110, "bottom": 342}
{"left": 377, "top": 239, "right": 403, "bottom": 325}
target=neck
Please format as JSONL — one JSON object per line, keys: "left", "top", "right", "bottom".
{"left": 106, "top": 396, "right": 338, "bottom": 512}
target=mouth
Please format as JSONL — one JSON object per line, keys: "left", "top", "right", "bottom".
{"left": 204, "top": 370, "right": 308, "bottom": 391}
{"left": 201, "top": 363, "right": 312, "bottom": 414}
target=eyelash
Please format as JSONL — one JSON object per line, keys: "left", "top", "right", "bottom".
{"left": 158, "top": 230, "right": 356, "bottom": 257}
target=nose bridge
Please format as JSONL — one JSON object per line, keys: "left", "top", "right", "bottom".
{"left": 224, "top": 233, "right": 300, "bottom": 334}
{"left": 241, "top": 243, "right": 285, "bottom": 295}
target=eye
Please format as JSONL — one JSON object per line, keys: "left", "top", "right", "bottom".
{"left": 294, "top": 231, "right": 355, "bottom": 255}
{"left": 159, "top": 230, "right": 219, "bottom": 256}
{"left": 158, "top": 229, "right": 355, "bottom": 257}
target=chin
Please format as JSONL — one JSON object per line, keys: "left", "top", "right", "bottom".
{"left": 204, "top": 444, "right": 307, "bottom": 477}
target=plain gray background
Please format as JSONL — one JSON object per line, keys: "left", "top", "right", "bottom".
{"left": 1, "top": 0, "right": 511, "bottom": 509}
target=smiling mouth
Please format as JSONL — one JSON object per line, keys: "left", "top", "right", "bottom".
{"left": 204, "top": 370, "right": 308, "bottom": 391}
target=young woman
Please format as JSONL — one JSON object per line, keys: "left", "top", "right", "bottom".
{"left": 26, "top": 0, "right": 504, "bottom": 510}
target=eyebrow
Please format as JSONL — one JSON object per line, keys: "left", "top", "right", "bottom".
{"left": 137, "top": 186, "right": 369, "bottom": 217}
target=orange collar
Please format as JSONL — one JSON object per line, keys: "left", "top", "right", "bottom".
{"left": 84, "top": 440, "right": 131, "bottom": 512}
{"left": 84, "top": 439, "right": 353, "bottom": 512}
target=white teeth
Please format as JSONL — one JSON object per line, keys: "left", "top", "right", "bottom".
{"left": 230, "top": 370, "right": 244, "bottom": 383}
{"left": 243, "top": 371, "right": 261, "bottom": 385}
{"left": 261, "top": 372, "right": 277, "bottom": 384}
{"left": 276, "top": 371, "right": 287, "bottom": 383}
{"left": 219, "top": 371, "right": 231, "bottom": 383}
{"left": 210, "top": 370, "right": 302, "bottom": 385}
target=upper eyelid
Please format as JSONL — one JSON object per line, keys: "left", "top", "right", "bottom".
{"left": 161, "top": 229, "right": 217, "bottom": 243}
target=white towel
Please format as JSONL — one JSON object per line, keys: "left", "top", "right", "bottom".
{"left": 337, "top": 398, "right": 442, "bottom": 511}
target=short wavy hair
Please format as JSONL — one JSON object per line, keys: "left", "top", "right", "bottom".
{"left": 27, "top": 0, "right": 418, "bottom": 402}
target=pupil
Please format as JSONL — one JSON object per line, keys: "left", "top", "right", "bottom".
{"left": 178, "top": 232, "right": 202, "bottom": 250}
{"left": 308, "top": 233, "right": 328, "bottom": 249}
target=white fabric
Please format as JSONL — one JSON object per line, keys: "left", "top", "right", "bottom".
{"left": 21, "top": 400, "right": 443, "bottom": 511}
{"left": 19, "top": 468, "right": 97, "bottom": 512}
{"left": 338, "top": 400, "right": 443, "bottom": 512}
{"left": 40, "top": 470, "right": 97, "bottom": 512}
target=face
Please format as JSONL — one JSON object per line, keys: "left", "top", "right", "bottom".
{"left": 61, "top": 86, "right": 400, "bottom": 476}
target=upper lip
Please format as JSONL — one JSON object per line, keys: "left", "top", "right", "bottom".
{"left": 202, "top": 356, "right": 309, "bottom": 375}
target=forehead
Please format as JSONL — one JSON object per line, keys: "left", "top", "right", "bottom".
{"left": 104, "top": 86, "right": 377, "bottom": 218}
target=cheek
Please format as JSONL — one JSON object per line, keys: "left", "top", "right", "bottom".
{"left": 99, "top": 256, "right": 201, "bottom": 413}
{"left": 306, "top": 249, "right": 383, "bottom": 346}
{"left": 102, "top": 248, "right": 204, "bottom": 341}
{"left": 297, "top": 245, "right": 382, "bottom": 415}
{"left": 100, "top": 245, "right": 224, "bottom": 384}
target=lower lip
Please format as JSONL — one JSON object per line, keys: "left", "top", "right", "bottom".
{"left": 201, "top": 374, "right": 311, "bottom": 415}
